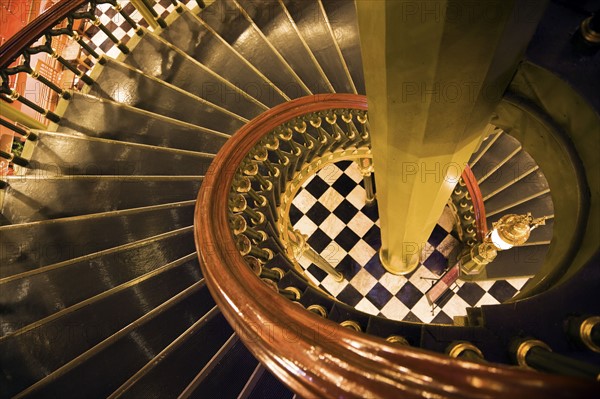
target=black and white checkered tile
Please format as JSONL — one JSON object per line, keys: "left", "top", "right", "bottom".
{"left": 290, "top": 160, "right": 530, "bottom": 324}
{"left": 82, "top": 1, "right": 201, "bottom": 60}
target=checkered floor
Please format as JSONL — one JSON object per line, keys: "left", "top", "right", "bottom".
{"left": 81, "top": 0, "right": 202, "bottom": 60}
{"left": 290, "top": 160, "right": 530, "bottom": 324}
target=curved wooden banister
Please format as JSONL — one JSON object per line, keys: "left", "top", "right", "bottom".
{"left": 0, "top": 0, "right": 86, "bottom": 68}
{"left": 195, "top": 94, "right": 596, "bottom": 398}
{"left": 461, "top": 164, "right": 488, "bottom": 241}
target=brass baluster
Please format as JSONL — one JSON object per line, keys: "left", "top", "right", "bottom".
{"left": 91, "top": 16, "right": 130, "bottom": 54}
{"left": 307, "top": 304, "right": 327, "bottom": 318}
{"left": 138, "top": 0, "right": 168, "bottom": 27}
{"left": 236, "top": 234, "right": 273, "bottom": 262}
{"left": 386, "top": 335, "right": 410, "bottom": 346}
{"left": 1, "top": 89, "right": 60, "bottom": 123}
{"left": 287, "top": 227, "right": 344, "bottom": 282}
{"left": 111, "top": 1, "right": 143, "bottom": 35}
{"left": 511, "top": 337, "right": 600, "bottom": 380}
{"left": 340, "top": 320, "right": 362, "bottom": 332}
{"left": 0, "top": 150, "right": 30, "bottom": 168}
{"left": 0, "top": 119, "right": 37, "bottom": 141}
{"left": 446, "top": 341, "right": 485, "bottom": 363}
{"left": 357, "top": 157, "right": 375, "bottom": 204}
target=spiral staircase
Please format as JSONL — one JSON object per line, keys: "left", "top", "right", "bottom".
{"left": 1, "top": 0, "right": 599, "bottom": 398}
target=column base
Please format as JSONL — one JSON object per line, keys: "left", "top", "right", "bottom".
{"left": 379, "top": 248, "right": 420, "bottom": 275}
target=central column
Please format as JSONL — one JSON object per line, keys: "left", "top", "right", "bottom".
{"left": 356, "top": 0, "right": 547, "bottom": 274}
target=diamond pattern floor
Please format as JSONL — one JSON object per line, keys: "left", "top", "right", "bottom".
{"left": 290, "top": 160, "right": 530, "bottom": 324}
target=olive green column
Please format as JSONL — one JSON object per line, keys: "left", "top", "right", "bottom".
{"left": 356, "top": 0, "right": 547, "bottom": 274}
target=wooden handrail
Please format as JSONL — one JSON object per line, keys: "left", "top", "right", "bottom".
{"left": 0, "top": 0, "right": 87, "bottom": 68}
{"left": 195, "top": 94, "right": 596, "bottom": 398}
{"left": 462, "top": 164, "right": 488, "bottom": 241}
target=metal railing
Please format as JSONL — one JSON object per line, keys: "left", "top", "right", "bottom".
{"left": 0, "top": 0, "right": 136, "bottom": 166}
{"left": 196, "top": 93, "right": 599, "bottom": 397}
{"left": 0, "top": 0, "right": 207, "bottom": 168}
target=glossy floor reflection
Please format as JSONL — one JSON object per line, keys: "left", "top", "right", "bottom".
{"left": 290, "top": 160, "right": 530, "bottom": 324}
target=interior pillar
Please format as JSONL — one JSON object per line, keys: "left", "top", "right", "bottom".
{"left": 356, "top": 0, "right": 548, "bottom": 274}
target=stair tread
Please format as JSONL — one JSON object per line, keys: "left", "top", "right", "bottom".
{"left": 237, "top": 364, "right": 267, "bottom": 399}
{"left": 0, "top": 199, "right": 195, "bottom": 230}
{"left": 244, "top": 366, "right": 294, "bottom": 399}
{"left": 468, "top": 129, "right": 502, "bottom": 167}
{"left": 1, "top": 175, "right": 202, "bottom": 223}
{"left": 0, "top": 253, "right": 199, "bottom": 338}
{"left": 58, "top": 92, "right": 229, "bottom": 153}
{"left": 486, "top": 192, "right": 554, "bottom": 226}
{"left": 200, "top": 0, "right": 311, "bottom": 99}
{"left": 91, "top": 58, "right": 247, "bottom": 132}
{"left": 183, "top": 337, "right": 258, "bottom": 399}
{"left": 23, "top": 130, "right": 215, "bottom": 176}
{"left": 470, "top": 132, "right": 522, "bottom": 181}
{"left": 2, "top": 175, "right": 203, "bottom": 181}
{"left": 113, "top": 308, "right": 234, "bottom": 399}
{"left": 283, "top": 0, "right": 356, "bottom": 94}
{"left": 0, "top": 229, "right": 196, "bottom": 327}
{"left": 125, "top": 28, "right": 267, "bottom": 119}
{"left": 483, "top": 168, "right": 551, "bottom": 214}
{"left": 0, "top": 200, "right": 196, "bottom": 277}
{"left": 237, "top": 0, "right": 334, "bottom": 94}
{"left": 0, "top": 226, "right": 194, "bottom": 282}
{"left": 478, "top": 143, "right": 539, "bottom": 200}
{"left": 159, "top": 6, "right": 287, "bottom": 107}
{"left": 5, "top": 278, "right": 209, "bottom": 399}
{"left": 320, "top": 0, "right": 365, "bottom": 94}
{"left": 179, "top": 332, "right": 240, "bottom": 398}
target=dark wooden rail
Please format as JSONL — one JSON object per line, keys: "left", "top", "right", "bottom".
{"left": 195, "top": 94, "right": 597, "bottom": 398}
{"left": 0, "top": 0, "right": 86, "bottom": 68}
